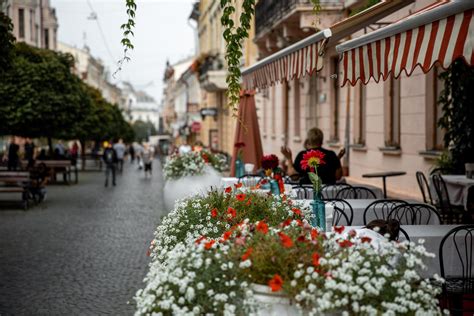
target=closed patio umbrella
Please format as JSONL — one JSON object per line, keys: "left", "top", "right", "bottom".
{"left": 230, "top": 90, "right": 263, "bottom": 176}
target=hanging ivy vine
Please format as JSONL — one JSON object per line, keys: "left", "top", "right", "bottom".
{"left": 116, "top": 0, "right": 136, "bottom": 76}
{"left": 220, "top": 0, "right": 256, "bottom": 114}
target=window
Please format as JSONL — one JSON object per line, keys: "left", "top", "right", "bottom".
{"left": 44, "top": 28, "right": 49, "bottom": 49}
{"left": 330, "top": 57, "right": 339, "bottom": 141}
{"left": 425, "top": 67, "right": 445, "bottom": 151}
{"left": 293, "top": 78, "right": 301, "bottom": 137}
{"left": 383, "top": 77, "right": 401, "bottom": 147}
{"left": 271, "top": 85, "right": 276, "bottom": 136}
{"left": 18, "top": 8, "right": 25, "bottom": 38}
{"left": 30, "top": 9, "right": 34, "bottom": 41}
{"left": 353, "top": 83, "right": 366, "bottom": 145}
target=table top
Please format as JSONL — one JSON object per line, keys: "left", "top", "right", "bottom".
{"left": 442, "top": 174, "right": 474, "bottom": 185}
{"left": 362, "top": 171, "right": 407, "bottom": 178}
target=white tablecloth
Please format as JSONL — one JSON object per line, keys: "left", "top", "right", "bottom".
{"left": 441, "top": 175, "right": 474, "bottom": 209}
{"left": 346, "top": 225, "right": 466, "bottom": 278}
{"left": 299, "top": 199, "right": 437, "bottom": 226}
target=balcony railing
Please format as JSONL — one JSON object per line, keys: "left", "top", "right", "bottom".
{"left": 255, "top": 0, "right": 343, "bottom": 37}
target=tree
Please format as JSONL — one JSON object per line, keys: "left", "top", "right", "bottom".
{"left": 0, "top": 43, "right": 88, "bottom": 152}
{"left": 438, "top": 59, "right": 474, "bottom": 172}
{"left": 132, "top": 120, "right": 157, "bottom": 142}
{"left": 0, "top": 12, "right": 15, "bottom": 74}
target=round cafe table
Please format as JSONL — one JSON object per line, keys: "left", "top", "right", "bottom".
{"left": 362, "top": 171, "right": 406, "bottom": 198}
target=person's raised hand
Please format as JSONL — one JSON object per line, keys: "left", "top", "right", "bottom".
{"left": 337, "top": 148, "right": 346, "bottom": 159}
{"left": 280, "top": 146, "right": 293, "bottom": 160}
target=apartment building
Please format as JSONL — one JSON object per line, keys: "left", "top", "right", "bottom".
{"left": 3, "top": 0, "right": 58, "bottom": 50}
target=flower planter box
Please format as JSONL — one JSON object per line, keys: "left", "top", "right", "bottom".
{"left": 251, "top": 284, "right": 299, "bottom": 316}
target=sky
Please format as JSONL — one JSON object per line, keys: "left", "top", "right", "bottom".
{"left": 50, "top": 0, "right": 197, "bottom": 103}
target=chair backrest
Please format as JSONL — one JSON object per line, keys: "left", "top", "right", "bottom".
{"left": 397, "top": 227, "right": 411, "bottom": 242}
{"left": 363, "top": 199, "right": 408, "bottom": 225}
{"left": 430, "top": 167, "right": 452, "bottom": 175}
{"left": 389, "top": 203, "right": 441, "bottom": 225}
{"left": 321, "top": 184, "right": 352, "bottom": 199}
{"left": 416, "top": 171, "right": 433, "bottom": 204}
{"left": 332, "top": 206, "right": 351, "bottom": 226}
{"left": 238, "top": 174, "right": 263, "bottom": 187}
{"left": 431, "top": 174, "right": 453, "bottom": 212}
{"left": 336, "top": 186, "right": 376, "bottom": 199}
{"left": 324, "top": 198, "right": 354, "bottom": 225}
{"left": 439, "top": 225, "right": 474, "bottom": 281}
{"left": 292, "top": 184, "right": 314, "bottom": 199}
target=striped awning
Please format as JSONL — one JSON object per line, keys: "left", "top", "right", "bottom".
{"left": 336, "top": 0, "right": 474, "bottom": 86}
{"left": 242, "top": 29, "right": 332, "bottom": 90}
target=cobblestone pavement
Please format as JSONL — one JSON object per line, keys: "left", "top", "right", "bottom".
{"left": 0, "top": 160, "right": 165, "bottom": 316}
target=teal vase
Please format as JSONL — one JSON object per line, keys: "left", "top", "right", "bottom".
{"left": 235, "top": 158, "right": 245, "bottom": 178}
{"left": 311, "top": 190, "right": 326, "bottom": 231}
{"left": 270, "top": 179, "right": 280, "bottom": 196}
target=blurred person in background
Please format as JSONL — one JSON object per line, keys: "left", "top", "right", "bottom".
{"left": 103, "top": 141, "right": 118, "bottom": 187}
{"left": 113, "top": 138, "right": 126, "bottom": 172}
{"left": 142, "top": 143, "right": 154, "bottom": 178}
{"left": 24, "top": 137, "right": 35, "bottom": 169}
{"left": 4, "top": 136, "right": 20, "bottom": 171}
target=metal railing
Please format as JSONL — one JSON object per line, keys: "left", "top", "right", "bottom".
{"left": 255, "top": 0, "right": 343, "bottom": 37}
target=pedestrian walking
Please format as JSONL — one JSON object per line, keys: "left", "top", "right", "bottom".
{"left": 142, "top": 143, "right": 154, "bottom": 178}
{"left": 54, "top": 140, "right": 66, "bottom": 157}
{"left": 113, "top": 138, "right": 126, "bottom": 172}
{"left": 129, "top": 143, "right": 135, "bottom": 164}
{"left": 5, "top": 136, "right": 20, "bottom": 171}
{"left": 70, "top": 141, "right": 79, "bottom": 166}
{"left": 24, "top": 137, "right": 35, "bottom": 169}
{"left": 135, "top": 143, "right": 144, "bottom": 170}
{"left": 103, "top": 141, "right": 118, "bottom": 187}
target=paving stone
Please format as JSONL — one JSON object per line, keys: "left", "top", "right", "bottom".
{"left": 0, "top": 160, "right": 165, "bottom": 315}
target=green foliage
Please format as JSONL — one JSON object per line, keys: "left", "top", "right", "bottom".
{"left": 116, "top": 0, "right": 136, "bottom": 76}
{"left": 0, "top": 12, "right": 15, "bottom": 74}
{"left": 132, "top": 119, "right": 156, "bottom": 142}
{"left": 220, "top": 0, "right": 256, "bottom": 113}
{"left": 438, "top": 59, "right": 474, "bottom": 170}
{"left": 0, "top": 43, "right": 87, "bottom": 139}
{"left": 310, "top": 0, "right": 321, "bottom": 16}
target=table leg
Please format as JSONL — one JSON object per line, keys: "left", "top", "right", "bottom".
{"left": 382, "top": 177, "right": 387, "bottom": 199}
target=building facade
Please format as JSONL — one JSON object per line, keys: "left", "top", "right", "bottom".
{"left": 253, "top": 0, "right": 443, "bottom": 199}
{"left": 57, "top": 42, "right": 124, "bottom": 109}
{"left": 3, "top": 0, "right": 58, "bottom": 50}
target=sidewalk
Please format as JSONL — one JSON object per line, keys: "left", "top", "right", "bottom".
{"left": 0, "top": 160, "right": 164, "bottom": 315}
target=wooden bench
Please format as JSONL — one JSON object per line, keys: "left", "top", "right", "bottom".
{"left": 0, "top": 171, "right": 31, "bottom": 210}
{"left": 21, "top": 160, "right": 78, "bottom": 184}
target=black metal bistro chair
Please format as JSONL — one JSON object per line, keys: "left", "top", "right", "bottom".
{"left": 363, "top": 199, "right": 408, "bottom": 225}
{"left": 389, "top": 203, "right": 442, "bottom": 225}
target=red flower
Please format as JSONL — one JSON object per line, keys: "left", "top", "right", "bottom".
{"left": 146, "top": 248, "right": 151, "bottom": 257}
{"left": 292, "top": 208, "right": 302, "bottom": 216}
{"left": 268, "top": 274, "right": 284, "bottom": 292}
{"left": 195, "top": 235, "right": 206, "bottom": 244}
{"left": 227, "top": 207, "right": 237, "bottom": 219}
{"left": 261, "top": 154, "right": 279, "bottom": 171}
{"left": 236, "top": 193, "right": 246, "bottom": 201}
{"left": 241, "top": 247, "right": 253, "bottom": 261}
{"left": 296, "top": 219, "right": 303, "bottom": 227}
{"left": 338, "top": 239, "right": 354, "bottom": 248}
{"left": 300, "top": 150, "right": 326, "bottom": 171}
{"left": 311, "top": 229, "right": 319, "bottom": 240}
{"left": 348, "top": 229, "right": 357, "bottom": 238}
{"left": 235, "top": 142, "right": 246, "bottom": 149}
{"left": 260, "top": 179, "right": 268, "bottom": 185}
{"left": 297, "top": 235, "right": 307, "bottom": 243}
{"left": 245, "top": 198, "right": 252, "bottom": 206}
{"left": 234, "top": 182, "right": 243, "bottom": 189}
{"left": 278, "top": 232, "right": 293, "bottom": 248}
{"left": 225, "top": 186, "right": 232, "bottom": 193}
{"left": 221, "top": 230, "right": 232, "bottom": 242}
{"left": 201, "top": 153, "right": 209, "bottom": 163}
{"left": 204, "top": 240, "right": 215, "bottom": 250}
{"left": 281, "top": 218, "right": 292, "bottom": 227}
{"left": 211, "top": 208, "right": 218, "bottom": 218}
{"left": 361, "top": 236, "right": 372, "bottom": 243}
{"left": 256, "top": 221, "right": 269, "bottom": 234}
{"left": 312, "top": 253, "right": 321, "bottom": 266}
{"left": 334, "top": 226, "right": 345, "bottom": 234}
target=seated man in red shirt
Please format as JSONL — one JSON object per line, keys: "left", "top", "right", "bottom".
{"left": 281, "top": 127, "right": 344, "bottom": 185}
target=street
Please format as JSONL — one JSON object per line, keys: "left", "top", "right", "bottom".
{"left": 0, "top": 161, "right": 164, "bottom": 315}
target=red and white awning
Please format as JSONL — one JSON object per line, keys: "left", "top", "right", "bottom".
{"left": 242, "top": 30, "right": 331, "bottom": 90}
{"left": 336, "top": 0, "right": 474, "bottom": 86}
